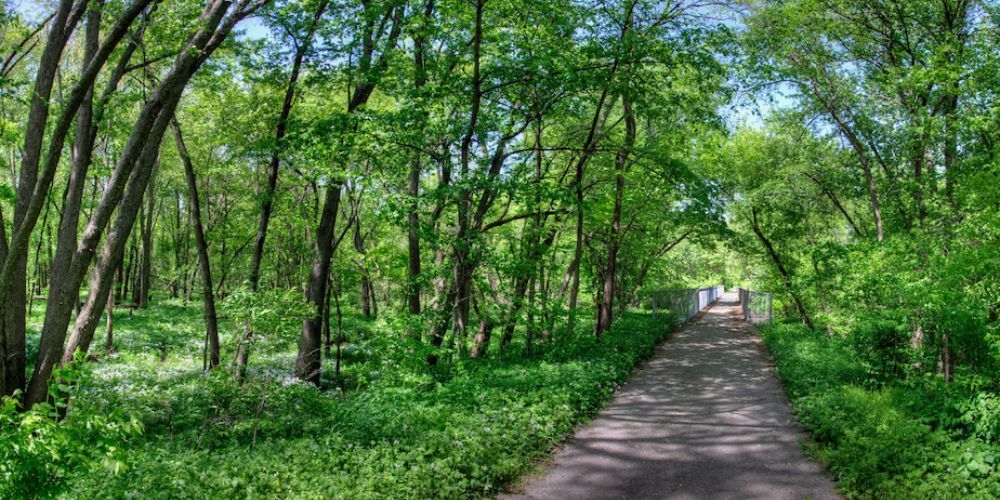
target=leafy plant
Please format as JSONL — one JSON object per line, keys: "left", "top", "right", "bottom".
{"left": 0, "top": 362, "right": 142, "bottom": 498}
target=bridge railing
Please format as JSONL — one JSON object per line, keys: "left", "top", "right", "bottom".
{"left": 650, "top": 285, "right": 724, "bottom": 324}
{"left": 738, "top": 288, "right": 772, "bottom": 325}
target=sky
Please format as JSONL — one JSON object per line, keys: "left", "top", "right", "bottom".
{"left": 10, "top": 0, "right": 272, "bottom": 39}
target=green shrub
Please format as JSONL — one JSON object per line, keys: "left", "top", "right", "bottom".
{"left": 761, "top": 322, "right": 1000, "bottom": 498}
{"left": 0, "top": 365, "right": 142, "bottom": 498}
{"left": 955, "top": 391, "right": 1000, "bottom": 443}
{"left": 761, "top": 321, "right": 863, "bottom": 398}
{"left": 795, "top": 386, "right": 935, "bottom": 493}
{"left": 847, "top": 317, "right": 911, "bottom": 385}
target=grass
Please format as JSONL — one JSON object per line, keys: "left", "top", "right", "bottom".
{"left": 12, "top": 300, "right": 676, "bottom": 498}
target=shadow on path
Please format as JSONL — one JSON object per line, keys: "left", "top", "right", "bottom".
{"left": 502, "top": 292, "right": 839, "bottom": 499}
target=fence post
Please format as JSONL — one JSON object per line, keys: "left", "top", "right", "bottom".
{"left": 767, "top": 292, "right": 773, "bottom": 323}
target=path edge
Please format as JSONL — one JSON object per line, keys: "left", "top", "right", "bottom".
{"left": 498, "top": 301, "right": 723, "bottom": 497}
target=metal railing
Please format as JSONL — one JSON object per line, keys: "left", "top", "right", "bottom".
{"left": 650, "top": 285, "right": 724, "bottom": 324}
{"left": 738, "top": 288, "right": 772, "bottom": 325}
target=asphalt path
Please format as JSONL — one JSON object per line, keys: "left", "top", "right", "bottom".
{"left": 504, "top": 292, "right": 839, "bottom": 499}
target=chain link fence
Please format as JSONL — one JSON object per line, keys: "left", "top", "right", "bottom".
{"left": 650, "top": 285, "right": 724, "bottom": 324}
{"left": 738, "top": 288, "right": 772, "bottom": 325}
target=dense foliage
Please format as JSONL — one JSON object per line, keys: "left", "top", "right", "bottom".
{"left": 714, "top": 2, "right": 1000, "bottom": 495}
{"left": 763, "top": 322, "right": 999, "bottom": 498}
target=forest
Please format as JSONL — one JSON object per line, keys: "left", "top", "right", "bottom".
{"left": 0, "top": 0, "right": 997, "bottom": 497}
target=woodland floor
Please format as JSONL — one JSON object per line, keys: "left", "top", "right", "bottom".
{"left": 504, "top": 292, "right": 840, "bottom": 499}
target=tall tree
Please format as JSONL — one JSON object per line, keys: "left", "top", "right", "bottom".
{"left": 171, "top": 120, "right": 221, "bottom": 370}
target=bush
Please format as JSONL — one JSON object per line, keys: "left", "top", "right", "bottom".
{"left": 761, "top": 321, "right": 863, "bottom": 398}
{"left": 955, "top": 391, "right": 1000, "bottom": 443}
{"left": 761, "top": 322, "right": 1000, "bottom": 498}
{"left": 0, "top": 365, "right": 142, "bottom": 498}
{"left": 846, "top": 316, "right": 911, "bottom": 385}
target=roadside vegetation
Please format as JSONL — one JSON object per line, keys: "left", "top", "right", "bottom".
{"left": 5, "top": 304, "right": 674, "bottom": 498}
{"left": 764, "top": 321, "right": 998, "bottom": 498}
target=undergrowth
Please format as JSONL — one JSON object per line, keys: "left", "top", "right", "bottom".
{"left": 9, "top": 302, "right": 673, "bottom": 498}
{"left": 762, "top": 321, "right": 999, "bottom": 499}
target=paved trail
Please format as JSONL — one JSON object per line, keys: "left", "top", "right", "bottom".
{"left": 505, "top": 292, "right": 838, "bottom": 499}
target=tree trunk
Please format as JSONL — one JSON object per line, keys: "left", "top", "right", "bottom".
{"left": 943, "top": 94, "right": 959, "bottom": 210}
{"left": 2, "top": 0, "right": 81, "bottom": 396}
{"left": 566, "top": 174, "right": 584, "bottom": 337}
{"left": 182, "top": 204, "right": 191, "bottom": 305}
{"left": 596, "top": 98, "right": 634, "bottom": 336}
{"left": 249, "top": 0, "right": 330, "bottom": 291}
{"left": 565, "top": 92, "right": 618, "bottom": 338}
{"left": 294, "top": 2, "right": 402, "bottom": 382}
{"left": 353, "top": 216, "right": 373, "bottom": 318}
{"left": 172, "top": 120, "right": 220, "bottom": 370}
{"left": 15, "top": 0, "right": 162, "bottom": 405}
{"left": 750, "top": 206, "right": 814, "bottom": 329}
{"left": 523, "top": 276, "right": 536, "bottom": 356}
{"left": 296, "top": 181, "right": 343, "bottom": 385}
{"left": 137, "top": 171, "right": 156, "bottom": 308}
{"left": 406, "top": 0, "right": 433, "bottom": 327}
{"left": 42, "top": 0, "right": 256, "bottom": 408}
{"left": 426, "top": 195, "right": 453, "bottom": 366}
{"left": 427, "top": 278, "right": 456, "bottom": 366}
{"left": 0, "top": 208, "right": 7, "bottom": 394}
{"left": 323, "top": 272, "right": 332, "bottom": 356}
{"left": 104, "top": 280, "right": 114, "bottom": 352}
{"left": 813, "top": 91, "right": 884, "bottom": 241}
{"left": 498, "top": 275, "right": 528, "bottom": 355}
{"left": 470, "top": 315, "right": 493, "bottom": 359}
{"left": 449, "top": 0, "right": 484, "bottom": 356}
{"left": 171, "top": 191, "right": 182, "bottom": 297}
{"left": 333, "top": 279, "right": 344, "bottom": 379}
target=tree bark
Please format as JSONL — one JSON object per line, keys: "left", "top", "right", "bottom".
{"left": 172, "top": 120, "right": 220, "bottom": 369}
{"left": 332, "top": 278, "right": 344, "bottom": 379}
{"left": 352, "top": 210, "right": 373, "bottom": 318}
{"left": 137, "top": 173, "right": 156, "bottom": 308}
{"left": 296, "top": 181, "right": 342, "bottom": 385}
{"left": 470, "top": 314, "right": 493, "bottom": 359}
{"left": 596, "top": 97, "right": 635, "bottom": 336}
{"left": 2, "top": 0, "right": 83, "bottom": 396}
{"left": 405, "top": 0, "right": 434, "bottom": 326}
{"left": 322, "top": 272, "right": 332, "bottom": 356}
{"left": 426, "top": 157, "right": 453, "bottom": 366}
{"left": 104, "top": 279, "right": 114, "bottom": 352}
